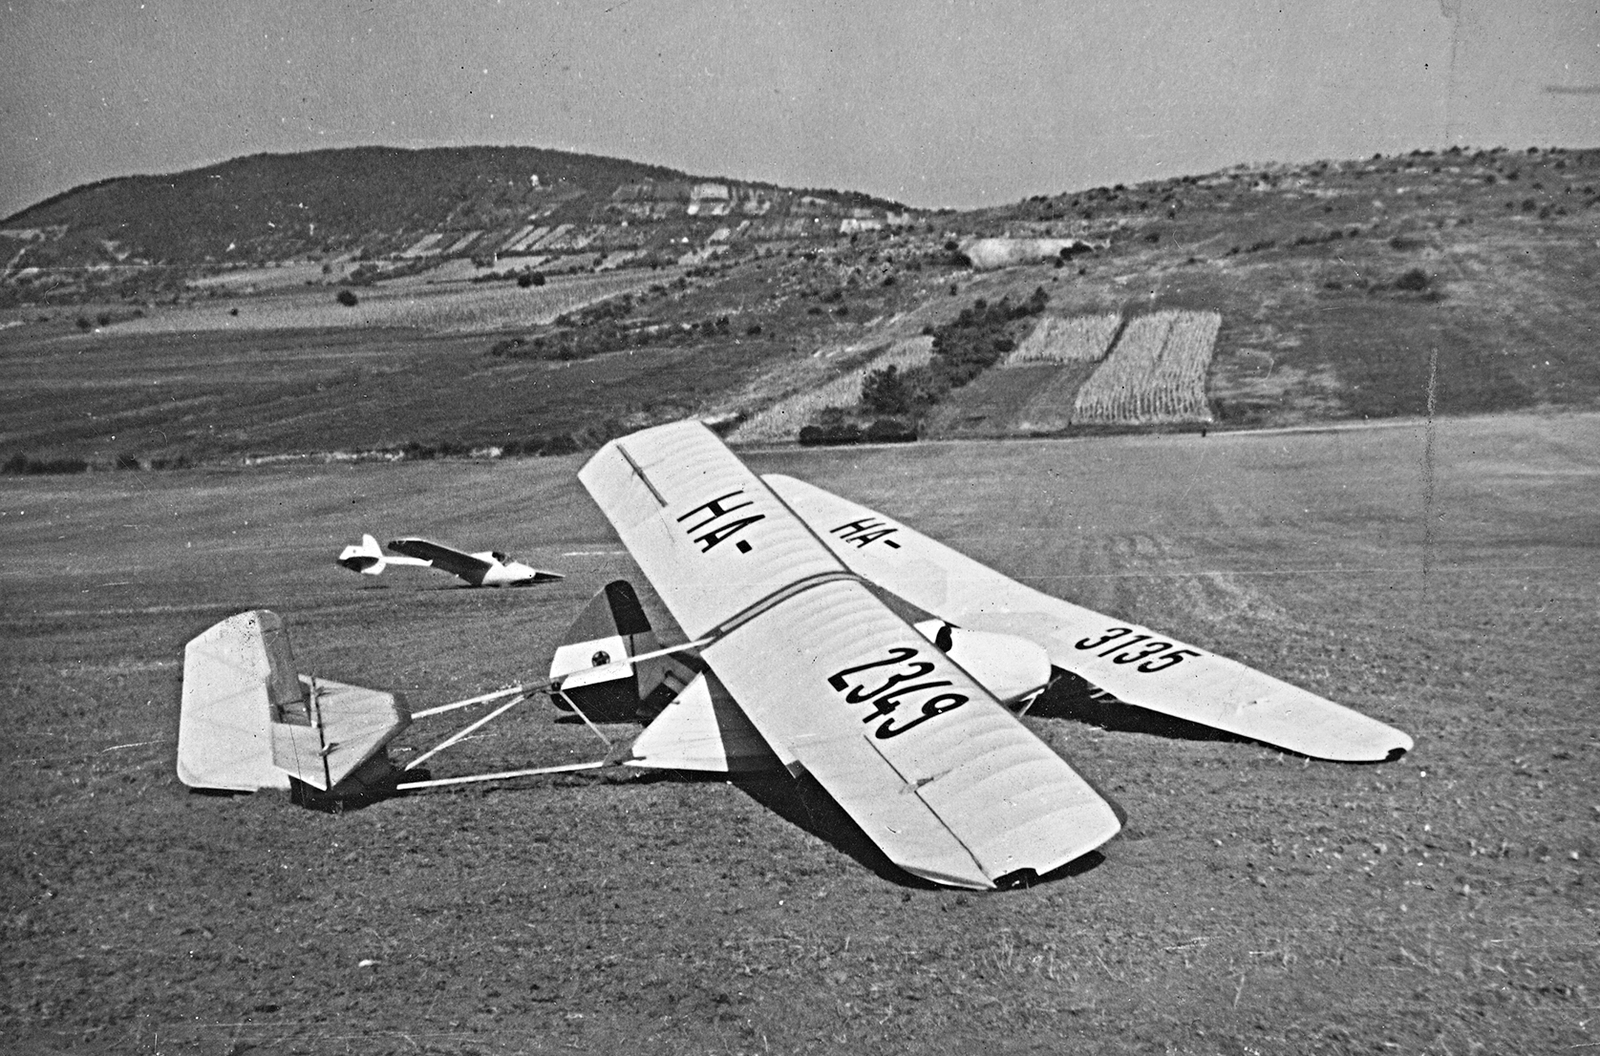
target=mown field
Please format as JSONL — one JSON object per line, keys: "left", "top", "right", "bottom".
{"left": 3, "top": 411, "right": 1595, "bottom": 1055}
{"left": 0, "top": 285, "right": 796, "bottom": 467}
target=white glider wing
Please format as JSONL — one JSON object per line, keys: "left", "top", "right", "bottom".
{"left": 764, "top": 474, "right": 1412, "bottom": 763}
{"left": 580, "top": 422, "right": 1121, "bottom": 888}
{"left": 385, "top": 538, "right": 494, "bottom": 582}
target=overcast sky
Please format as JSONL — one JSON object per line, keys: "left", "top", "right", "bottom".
{"left": 3, "top": 0, "right": 1597, "bottom": 219}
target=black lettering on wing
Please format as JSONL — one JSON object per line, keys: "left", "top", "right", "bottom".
{"left": 677, "top": 489, "right": 765, "bottom": 553}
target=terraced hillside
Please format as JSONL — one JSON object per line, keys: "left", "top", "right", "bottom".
{"left": 2, "top": 145, "right": 1598, "bottom": 468}
{"left": 0, "top": 146, "right": 913, "bottom": 305}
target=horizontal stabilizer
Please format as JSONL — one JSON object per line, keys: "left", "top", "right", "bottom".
{"left": 177, "top": 610, "right": 409, "bottom": 795}
{"left": 337, "top": 533, "right": 430, "bottom": 576}
{"left": 625, "top": 672, "right": 779, "bottom": 773}
{"left": 271, "top": 676, "right": 411, "bottom": 791}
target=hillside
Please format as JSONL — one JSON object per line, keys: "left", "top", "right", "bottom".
{"left": 1, "top": 144, "right": 1598, "bottom": 468}
{"left": 0, "top": 145, "right": 909, "bottom": 288}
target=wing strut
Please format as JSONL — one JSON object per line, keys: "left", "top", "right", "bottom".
{"left": 404, "top": 694, "right": 528, "bottom": 771}
{"left": 394, "top": 675, "right": 637, "bottom": 791}
{"left": 411, "top": 684, "right": 526, "bottom": 719}
{"left": 396, "top": 761, "right": 605, "bottom": 791}
{"left": 552, "top": 686, "right": 616, "bottom": 750}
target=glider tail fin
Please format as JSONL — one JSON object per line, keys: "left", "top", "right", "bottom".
{"left": 177, "top": 610, "right": 409, "bottom": 799}
{"left": 549, "top": 580, "right": 695, "bottom": 721}
{"left": 337, "top": 534, "right": 387, "bottom": 575}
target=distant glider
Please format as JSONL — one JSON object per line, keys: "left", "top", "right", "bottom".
{"left": 337, "top": 534, "right": 562, "bottom": 587}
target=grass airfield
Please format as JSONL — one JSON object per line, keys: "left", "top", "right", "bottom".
{"left": 2, "top": 412, "right": 1597, "bottom": 1055}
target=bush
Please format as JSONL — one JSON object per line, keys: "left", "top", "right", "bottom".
{"left": 798, "top": 423, "right": 863, "bottom": 447}
{"left": 1394, "top": 268, "right": 1431, "bottom": 292}
{"left": 864, "top": 417, "right": 917, "bottom": 443}
{"left": 336, "top": 289, "right": 360, "bottom": 307}
{"left": 4, "top": 453, "right": 89, "bottom": 475}
{"left": 861, "top": 365, "right": 912, "bottom": 415}
{"left": 538, "top": 433, "right": 581, "bottom": 456}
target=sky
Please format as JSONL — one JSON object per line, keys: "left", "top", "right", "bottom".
{"left": 2, "top": 0, "right": 1597, "bottom": 219}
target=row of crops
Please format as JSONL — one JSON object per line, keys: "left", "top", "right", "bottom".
{"left": 731, "top": 307, "right": 1219, "bottom": 443}
{"left": 1004, "top": 312, "right": 1122, "bottom": 365}
{"left": 1069, "top": 310, "right": 1220, "bottom": 425}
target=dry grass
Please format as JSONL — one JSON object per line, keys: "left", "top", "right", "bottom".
{"left": 1071, "top": 310, "right": 1220, "bottom": 425}
{"left": 1004, "top": 313, "right": 1121, "bottom": 366}
{"left": 3, "top": 413, "right": 1597, "bottom": 1054}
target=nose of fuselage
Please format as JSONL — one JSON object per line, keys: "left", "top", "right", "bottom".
{"left": 912, "top": 620, "right": 1052, "bottom": 708}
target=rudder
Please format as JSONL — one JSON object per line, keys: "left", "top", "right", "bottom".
{"left": 549, "top": 581, "right": 695, "bottom": 721}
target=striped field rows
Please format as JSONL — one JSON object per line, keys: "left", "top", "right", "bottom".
{"left": 1071, "top": 310, "right": 1220, "bottom": 425}
{"left": 1004, "top": 313, "right": 1121, "bottom": 366}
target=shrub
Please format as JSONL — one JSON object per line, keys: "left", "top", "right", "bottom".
{"left": 864, "top": 417, "right": 917, "bottom": 443}
{"left": 798, "top": 422, "right": 862, "bottom": 447}
{"left": 336, "top": 289, "right": 360, "bottom": 307}
{"left": 538, "top": 433, "right": 581, "bottom": 456}
{"left": 861, "top": 365, "right": 912, "bottom": 415}
{"left": 1394, "top": 268, "right": 1431, "bottom": 292}
{"left": 4, "top": 453, "right": 89, "bottom": 475}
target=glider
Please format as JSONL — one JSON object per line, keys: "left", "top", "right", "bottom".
{"left": 337, "top": 533, "right": 562, "bottom": 587}
{"left": 183, "top": 421, "right": 1411, "bottom": 890}
{"left": 549, "top": 421, "right": 1411, "bottom": 888}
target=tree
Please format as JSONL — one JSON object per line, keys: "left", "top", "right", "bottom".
{"left": 336, "top": 289, "right": 359, "bottom": 307}
{"left": 861, "top": 365, "right": 911, "bottom": 415}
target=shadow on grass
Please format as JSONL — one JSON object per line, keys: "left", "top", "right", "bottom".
{"left": 1029, "top": 667, "right": 1252, "bottom": 746}
{"left": 735, "top": 766, "right": 1112, "bottom": 890}
{"left": 731, "top": 770, "right": 940, "bottom": 890}
{"left": 588, "top": 762, "right": 1112, "bottom": 889}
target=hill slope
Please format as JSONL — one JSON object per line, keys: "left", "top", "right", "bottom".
{"left": 2, "top": 144, "right": 1598, "bottom": 468}
{"left": 0, "top": 145, "right": 907, "bottom": 273}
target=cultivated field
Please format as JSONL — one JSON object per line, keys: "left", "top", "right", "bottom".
{"left": 1071, "top": 310, "right": 1221, "bottom": 426}
{"left": 1004, "top": 312, "right": 1121, "bottom": 366}
{"left": 112, "top": 270, "right": 667, "bottom": 337}
{"left": 3, "top": 411, "right": 1596, "bottom": 1054}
